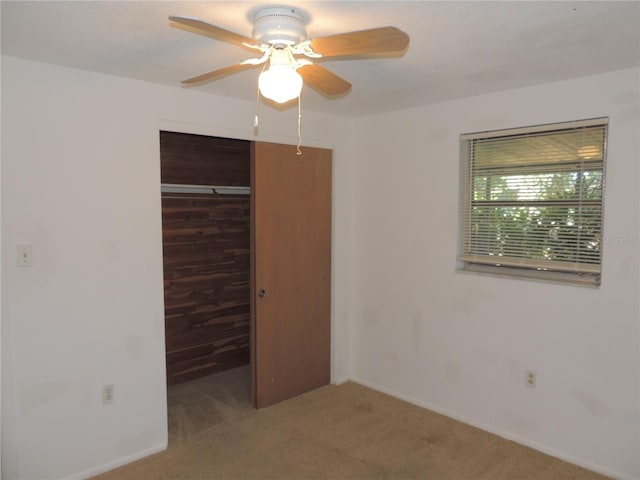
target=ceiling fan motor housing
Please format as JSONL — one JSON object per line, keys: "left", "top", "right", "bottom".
{"left": 252, "top": 6, "right": 307, "bottom": 45}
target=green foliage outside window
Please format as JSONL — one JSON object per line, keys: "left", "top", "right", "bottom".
{"left": 471, "top": 169, "right": 602, "bottom": 264}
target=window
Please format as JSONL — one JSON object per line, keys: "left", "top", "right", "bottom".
{"left": 459, "top": 118, "right": 608, "bottom": 286}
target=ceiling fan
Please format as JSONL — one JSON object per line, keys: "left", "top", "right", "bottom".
{"left": 169, "top": 5, "right": 410, "bottom": 104}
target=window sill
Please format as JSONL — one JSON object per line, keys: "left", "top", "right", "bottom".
{"left": 457, "top": 262, "right": 600, "bottom": 288}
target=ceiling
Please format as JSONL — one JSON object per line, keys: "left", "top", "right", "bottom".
{"left": 2, "top": 1, "right": 639, "bottom": 117}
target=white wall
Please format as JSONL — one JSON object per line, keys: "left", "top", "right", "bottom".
{"left": 0, "top": 55, "right": 354, "bottom": 480}
{"left": 4, "top": 53, "right": 637, "bottom": 480}
{"left": 350, "top": 67, "right": 640, "bottom": 479}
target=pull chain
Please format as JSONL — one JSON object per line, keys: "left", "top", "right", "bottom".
{"left": 296, "top": 92, "right": 302, "bottom": 156}
{"left": 254, "top": 62, "right": 269, "bottom": 130}
{"left": 254, "top": 79, "right": 261, "bottom": 130}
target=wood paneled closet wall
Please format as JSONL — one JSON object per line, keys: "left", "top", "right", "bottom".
{"left": 160, "top": 131, "right": 250, "bottom": 385}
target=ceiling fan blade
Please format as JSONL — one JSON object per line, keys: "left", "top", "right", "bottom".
{"left": 298, "top": 64, "right": 352, "bottom": 96}
{"left": 309, "top": 26, "right": 409, "bottom": 58}
{"left": 182, "top": 63, "right": 255, "bottom": 85}
{"left": 169, "top": 16, "right": 262, "bottom": 49}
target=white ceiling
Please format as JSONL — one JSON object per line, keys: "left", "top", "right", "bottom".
{"left": 2, "top": 1, "right": 639, "bottom": 117}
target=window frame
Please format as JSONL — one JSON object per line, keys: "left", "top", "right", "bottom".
{"left": 457, "top": 118, "right": 608, "bottom": 287}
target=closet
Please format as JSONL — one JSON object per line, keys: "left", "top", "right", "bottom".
{"left": 160, "top": 130, "right": 332, "bottom": 408}
{"left": 160, "top": 131, "right": 251, "bottom": 385}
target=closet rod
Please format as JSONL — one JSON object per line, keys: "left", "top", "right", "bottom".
{"left": 161, "top": 183, "right": 251, "bottom": 195}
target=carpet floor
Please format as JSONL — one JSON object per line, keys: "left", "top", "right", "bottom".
{"left": 92, "top": 366, "right": 609, "bottom": 480}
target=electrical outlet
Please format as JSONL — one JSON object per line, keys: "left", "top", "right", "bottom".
{"left": 17, "top": 245, "right": 33, "bottom": 267}
{"left": 102, "top": 384, "right": 115, "bottom": 404}
{"left": 525, "top": 370, "right": 537, "bottom": 388}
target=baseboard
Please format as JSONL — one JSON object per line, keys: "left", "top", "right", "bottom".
{"left": 332, "top": 375, "right": 351, "bottom": 386}
{"left": 349, "top": 376, "right": 638, "bottom": 480}
{"left": 65, "top": 441, "right": 168, "bottom": 480}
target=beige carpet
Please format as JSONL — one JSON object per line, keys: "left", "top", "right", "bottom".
{"left": 93, "top": 366, "right": 608, "bottom": 480}
{"left": 166, "top": 366, "right": 254, "bottom": 446}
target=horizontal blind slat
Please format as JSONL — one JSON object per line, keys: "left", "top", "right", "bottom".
{"left": 459, "top": 254, "right": 601, "bottom": 274}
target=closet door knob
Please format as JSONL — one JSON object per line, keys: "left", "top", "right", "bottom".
{"left": 258, "top": 289, "right": 267, "bottom": 298}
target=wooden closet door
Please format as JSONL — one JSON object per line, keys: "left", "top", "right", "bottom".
{"left": 251, "top": 142, "right": 332, "bottom": 408}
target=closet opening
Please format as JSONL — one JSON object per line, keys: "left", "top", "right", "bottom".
{"left": 159, "top": 131, "right": 252, "bottom": 444}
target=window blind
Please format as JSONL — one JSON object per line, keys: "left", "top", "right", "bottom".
{"left": 459, "top": 118, "right": 608, "bottom": 285}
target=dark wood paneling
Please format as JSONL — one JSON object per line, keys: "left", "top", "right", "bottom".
{"left": 160, "top": 131, "right": 250, "bottom": 187}
{"left": 161, "top": 130, "right": 251, "bottom": 386}
{"left": 162, "top": 194, "right": 250, "bottom": 385}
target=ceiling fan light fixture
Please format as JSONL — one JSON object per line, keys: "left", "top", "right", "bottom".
{"left": 172, "top": 10, "right": 409, "bottom": 105}
{"left": 259, "top": 64, "right": 303, "bottom": 103}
